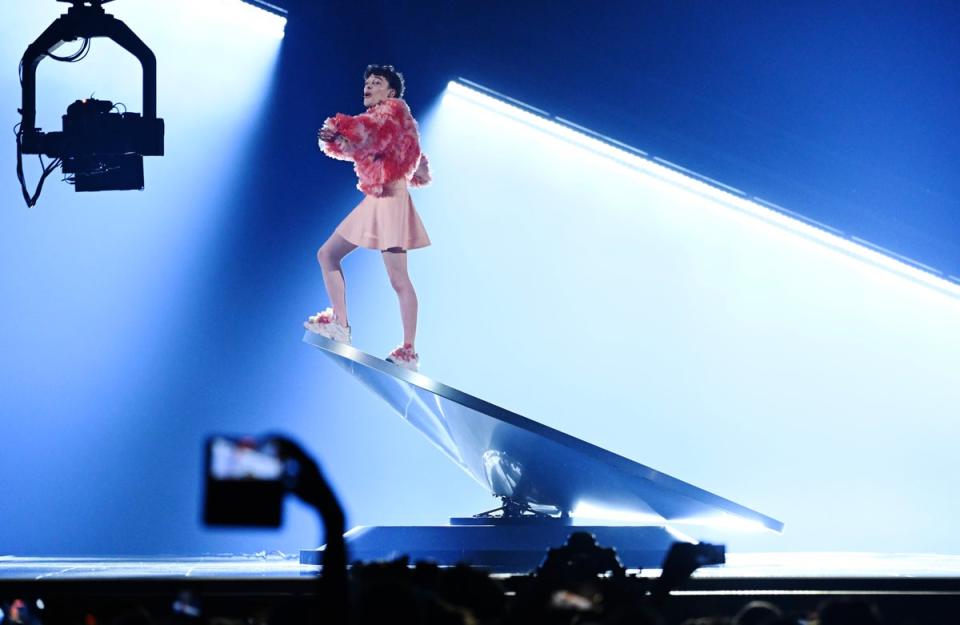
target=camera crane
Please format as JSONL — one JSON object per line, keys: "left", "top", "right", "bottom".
{"left": 17, "top": 0, "right": 164, "bottom": 205}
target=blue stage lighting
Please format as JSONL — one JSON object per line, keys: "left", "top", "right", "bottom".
{"left": 0, "top": 1, "right": 286, "bottom": 556}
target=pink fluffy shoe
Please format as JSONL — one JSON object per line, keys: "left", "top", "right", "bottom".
{"left": 304, "top": 307, "right": 351, "bottom": 344}
{"left": 386, "top": 343, "right": 419, "bottom": 371}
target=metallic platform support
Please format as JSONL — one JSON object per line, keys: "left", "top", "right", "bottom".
{"left": 300, "top": 332, "right": 783, "bottom": 571}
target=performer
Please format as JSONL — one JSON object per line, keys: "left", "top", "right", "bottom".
{"left": 305, "top": 65, "right": 431, "bottom": 372}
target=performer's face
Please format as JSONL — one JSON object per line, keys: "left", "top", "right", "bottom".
{"left": 363, "top": 74, "right": 395, "bottom": 107}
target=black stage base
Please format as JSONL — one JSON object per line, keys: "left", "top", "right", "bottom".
{"left": 300, "top": 524, "right": 680, "bottom": 571}
{"left": 3, "top": 554, "right": 960, "bottom": 624}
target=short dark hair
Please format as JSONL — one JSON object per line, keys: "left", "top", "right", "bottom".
{"left": 364, "top": 64, "right": 405, "bottom": 98}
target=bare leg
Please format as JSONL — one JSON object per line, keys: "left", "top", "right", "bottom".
{"left": 382, "top": 248, "right": 418, "bottom": 348}
{"left": 316, "top": 233, "right": 358, "bottom": 326}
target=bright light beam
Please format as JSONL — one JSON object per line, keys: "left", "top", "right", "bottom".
{"left": 191, "top": 0, "right": 287, "bottom": 40}
{"left": 570, "top": 502, "right": 777, "bottom": 535}
{"left": 445, "top": 80, "right": 960, "bottom": 301}
{"left": 670, "top": 514, "right": 776, "bottom": 534}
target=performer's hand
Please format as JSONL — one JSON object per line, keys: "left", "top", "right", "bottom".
{"left": 318, "top": 128, "right": 337, "bottom": 143}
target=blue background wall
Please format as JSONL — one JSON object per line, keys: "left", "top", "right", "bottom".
{"left": 1, "top": 1, "right": 958, "bottom": 557}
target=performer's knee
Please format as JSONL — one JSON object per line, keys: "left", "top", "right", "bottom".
{"left": 390, "top": 275, "right": 414, "bottom": 296}
{"left": 317, "top": 247, "right": 334, "bottom": 270}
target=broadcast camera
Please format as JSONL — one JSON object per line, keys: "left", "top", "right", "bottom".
{"left": 17, "top": 0, "right": 165, "bottom": 206}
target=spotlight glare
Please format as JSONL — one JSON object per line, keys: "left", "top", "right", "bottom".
{"left": 672, "top": 513, "right": 775, "bottom": 533}
{"left": 570, "top": 501, "right": 665, "bottom": 524}
{"left": 664, "top": 525, "right": 699, "bottom": 544}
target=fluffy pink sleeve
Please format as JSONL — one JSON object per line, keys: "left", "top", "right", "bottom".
{"left": 318, "top": 111, "right": 381, "bottom": 161}
{"left": 409, "top": 153, "right": 431, "bottom": 187}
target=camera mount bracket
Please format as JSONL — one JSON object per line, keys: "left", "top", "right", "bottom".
{"left": 20, "top": 0, "right": 157, "bottom": 153}
{"left": 464, "top": 496, "right": 567, "bottom": 523}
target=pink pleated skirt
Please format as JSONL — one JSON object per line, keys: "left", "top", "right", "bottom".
{"left": 335, "top": 179, "right": 431, "bottom": 251}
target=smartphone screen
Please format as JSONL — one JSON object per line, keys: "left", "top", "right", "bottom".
{"left": 203, "top": 436, "right": 285, "bottom": 528}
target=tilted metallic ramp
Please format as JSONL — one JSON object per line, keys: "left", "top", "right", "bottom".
{"left": 301, "top": 332, "right": 783, "bottom": 533}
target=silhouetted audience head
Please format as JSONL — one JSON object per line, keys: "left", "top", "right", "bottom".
{"left": 680, "top": 617, "right": 730, "bottom": 625}
{"left": 734, "top": 600, "right": 783, "bottom": 625}
{"left": 349, "top": 558, "right": 505, "bottom": 625}
{"left": 818, "top": 598, "right": 884, "bottom": 625}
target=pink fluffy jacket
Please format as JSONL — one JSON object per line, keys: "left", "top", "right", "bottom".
{"left": 319, "top": 98, "right": 431, "bottom": 197}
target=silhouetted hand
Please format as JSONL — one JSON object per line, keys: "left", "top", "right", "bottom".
{"left": 266, "top": 435, "right": 324, "bottom": 505}
{"left": 263, "top": 434, "right": 346, "bottom": 561}
{"left": 262, "top": 434, "right": 348, "bottom": 618}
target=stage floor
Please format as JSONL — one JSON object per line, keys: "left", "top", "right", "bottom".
{"left": 3, "top": 552, "right": 960, "bottom": 581}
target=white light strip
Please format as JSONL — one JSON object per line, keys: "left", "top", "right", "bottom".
{"left": 241, "top": 0, "right": 288, "bottom": 17}
{"left": 207, "top": 0, "right": 287, "bottom": 39}
{"left": 445, "top": 80, "right": 960, "bottom": 301}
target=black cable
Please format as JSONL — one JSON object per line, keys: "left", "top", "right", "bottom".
{"left": 73, "top": 39, "right": 92, "bottom": 63}
{"left": 15, "top": 34, "right": 94, "bottom": 207}
{"left": 21, "top": 36, "right": 92, "bottom": 86}
{"left": 47, "top": 38, "right": 90, "bottom": 62}
{"left": 15, "top": 123, "right": 62, "bottom": 208}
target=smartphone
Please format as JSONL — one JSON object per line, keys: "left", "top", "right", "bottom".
{"left": 203, "top": 436, "right": 286, "bottom": 528}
